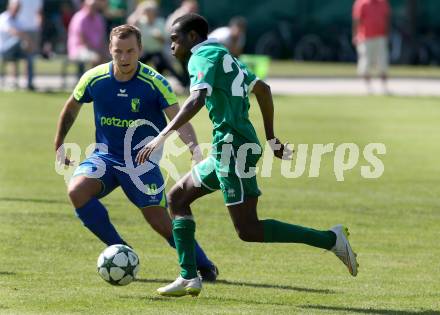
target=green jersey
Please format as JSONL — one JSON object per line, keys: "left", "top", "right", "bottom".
{"left": 188, "top": 39, "right": 260, "bottom": 154}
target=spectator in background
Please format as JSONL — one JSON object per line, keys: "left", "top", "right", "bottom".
{"left": 16, "top": 0, "right": 43, "bottom": 90}
{"left": 68, "top": 0, "right": 107, "bottom": 78}
{"left": 164, "top": 0, "right": 199, "bottom": 87}
{"left": 40, "top": 0, "right": 71, "bottom": 59}
{"left": 128, "top": 1, "right": 185, "bottom": 86}
{"left": 71, "top": 0, "right": 82, "bottom": 11}
{"left": 0, "top": 0, "right": 28, "bottom": 89}
{"left": 61, "top": 1, "right": 75, "bottom": 31}
{"left": 128, "top": 1, "right": 165, "bottom": 64}
{"left": 105, "top": 0, "right": 128, "bottom": 33}
{"left": 352, "top": 0, "right": 391, "bottom": 94}
{"left": 209, "top": 16, "right": 247, "bottom": 57}
{"left": 165, "top": 0, "right": 198, "bottom": 34}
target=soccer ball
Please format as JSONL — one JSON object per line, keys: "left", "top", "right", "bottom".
{"left": 97, "top": 244, "right": 140, "bottom": 286}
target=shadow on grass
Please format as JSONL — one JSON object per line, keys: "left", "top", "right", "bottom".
{"left": 0, "top": 197, "right": 127, "bottom": 209}
{"left": 300, "top": 305, "right": 440, "bottom": 315}
{"left": 216, "top": 279, "right": 336, "bottom": 294}
{"left": 135, "top": 278, "right": 335, "bottom": 294}
{"left": 0, "top": 271, "right": 16, "bottom": 276}
{"left": 119, "top": 295, "right": 168, "bottom": 302}
{"left": 134, "top": 278, "right": 170, "bottom": 285}
{"left": 204, "top": 295, "right": 292, "bottom": 306}
{"left": 0, "top": 197, "right": 69, "bottom": 205}
{"left": 120, "top": 292, "right": 292, "bottom": 306}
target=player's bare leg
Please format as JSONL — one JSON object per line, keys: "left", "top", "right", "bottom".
{"left": 227, "top": 197, "right": 264, "bottom": 242}
{"left": 167, "top": 172, "right": 213, "bottom": 217}
{"left": 157, "top": 172, "right": 213, "bottom": 297}
{"left": 227, "top": 197, "right": 358, "bottom": 276}
{"left": 140, "top": 206, "right": 173, "bottom": 239}
{"left": 67, "top": 176, "right": 102, "bottom": 208}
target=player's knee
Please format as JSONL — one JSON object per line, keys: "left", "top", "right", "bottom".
{"left": 67, "top": 184, "right": 79, "bottom": 202}
{"left": 235, "top": 226, "right": 259, "bottom": 242}
{"left": 67, "top": 184, "right": 91, "bottom": 208}
{"left": 167, "top": 188, "right": 187, "bottom": 211}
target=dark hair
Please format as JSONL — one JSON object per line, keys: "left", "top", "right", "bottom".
{"left": 172, "top": 13, "right": 209, "bottom": 40}
{"left": 110, "top": 24, "right": 142, "bottom": 48}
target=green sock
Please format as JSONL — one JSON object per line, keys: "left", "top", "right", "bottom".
{"left": 172, "top": 218, "right": 198, "bottom": 279}
{"left": 262, "top": 219, "right": 336, "bottom": 250}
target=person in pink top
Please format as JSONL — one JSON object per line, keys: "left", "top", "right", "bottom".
{"left": 352, "top": 0, "right": 391, "bottom": 94}
{"left": 67, "top": 0, "right": 107, "bottom": 78}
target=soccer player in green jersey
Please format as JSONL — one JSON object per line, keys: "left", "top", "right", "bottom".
{"left": 136, "top": 14, "right": 359, "bottom": 297}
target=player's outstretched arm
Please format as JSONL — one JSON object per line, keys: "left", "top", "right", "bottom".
{"left": 164, "top": 103, "right": 203, "bottom": 163}
{"left": 54, "top": 95, "right": 82, "bottom": 165}
{"left": 252, "top": 80, "right": 293, "bottom": 160}
{"left": 253, "top": 80, "right": 275, "bottom": 140}
{"left": 136, "top": 89, "right": 207, "bottom": 164}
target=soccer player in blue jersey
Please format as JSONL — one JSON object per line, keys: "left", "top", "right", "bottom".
{"left": 54, "top": 24, "right": 218, "bottom": 281}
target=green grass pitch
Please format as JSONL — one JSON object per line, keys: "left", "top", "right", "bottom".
{"left": 0, "top": 92, "right": 439, "bottom": 314}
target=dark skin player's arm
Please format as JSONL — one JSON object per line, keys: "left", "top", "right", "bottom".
{"left": 136, "top": 89, "right": 206, "bottom": 164}
{"left": 252, "top": 80, "right": 293, "bottom": 159}
{"left": 136, "top": 79, "right": 293, "bottom": 164}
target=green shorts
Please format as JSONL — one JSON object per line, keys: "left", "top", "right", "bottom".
{"left": 191, "top": 150, "right": 262, "bottom": 205}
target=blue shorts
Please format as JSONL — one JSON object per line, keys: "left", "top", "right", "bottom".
{"left": 72, "top": 153, "right": 167, "bottom": 209}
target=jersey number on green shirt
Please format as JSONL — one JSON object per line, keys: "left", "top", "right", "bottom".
{"left": 223, "top": 54, "right": 245, "bottom": 97}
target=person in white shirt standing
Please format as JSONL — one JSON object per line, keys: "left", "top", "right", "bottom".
{"left": 0, "top": 0, "right": 29, "bottom": 89}
{"left": 209, "top": 16, "right": 247, "bottom": 57}
{"left": 16, "top": 0, "right": 43, "bottom": 90}
{"left": 128, "top": 1, "right": 187, "bottom": 87}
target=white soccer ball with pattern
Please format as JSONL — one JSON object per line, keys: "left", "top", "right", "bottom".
{"left": 97, "top": 244, "right": 140, "bottom": 286}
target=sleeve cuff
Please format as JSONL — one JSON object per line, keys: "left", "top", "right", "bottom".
{"left": 73, "top": 94, "right": 83, "bottom": 104}
{"left": 190, "top": 83, "right": 213, "bottom": 96}
{"left": 248, "top": 77, "right": 259, "bottom": 93}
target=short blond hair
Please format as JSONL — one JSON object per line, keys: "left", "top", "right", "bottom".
{"left": 110, "top": 24, "right": 142, "bottom": 48}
